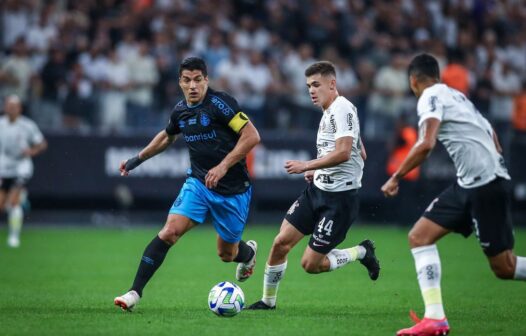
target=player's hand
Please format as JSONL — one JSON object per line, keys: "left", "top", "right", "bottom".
{"left": 206, "top": 163, "right": 228, "bottom": 189}
{"left": 381, "top": 175, "right": 400, "bottom": 197}
{"left": 120, "top": 155, "right": 143, "bottom": 176}
{"left": 285, "top": 160, "right": 307, "bottom": 174}
{"left": 304, "top": 170, "right": 315, "bottom": 183}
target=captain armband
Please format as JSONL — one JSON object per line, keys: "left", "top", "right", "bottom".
{"left": 228, "top": 112, "right": 250, "bottom": 133}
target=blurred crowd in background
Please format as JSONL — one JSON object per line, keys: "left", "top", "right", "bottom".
{"left": 1, "top": 0, "right": 525, "bottom": 143}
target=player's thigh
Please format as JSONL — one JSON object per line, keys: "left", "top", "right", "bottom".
{"left": 159, "top": 214, "right": 196, "bottom": 243}
{"left": 469, "top": 178, "right": 514, "bottom": 257}
{"left": 307, "top": 189, "right": 359, "bottom": 255}
{"left": 169, "top": 177, "right": 209, "bottom": 224}
{"left": 418, "top": 183, "right": 470, "bottom": 246}
{"left": 408, "top": 217, "right": 451, "bottom": 248}
{"left": 209, "top": 187, "right": 252, "bottom": 244}
{"left": 273, "top": 219, "right": 305, "bottom": 250}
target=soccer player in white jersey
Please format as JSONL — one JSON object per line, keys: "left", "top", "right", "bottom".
{"left": 248, "top": 61, "right": 380, "bottom": 310}
{"left": 0, "top": 95, "right": 47, "bottom": 247}
{"left": 382, "top": 54, "right": 526, "bottom": 336}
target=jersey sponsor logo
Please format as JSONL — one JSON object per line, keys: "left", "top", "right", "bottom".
{"left": 184, "top": 130, "right": 217, "bottom": 142}
{"left": 347, "top": 113, "right": 353, "bottom": 131}
{"left": 200, "top": 113, "right": 211, "bottom": 126}
{"left": 315, "top": 174, "right": 334, "bottom": 184}
{"left": 188, "top": 118, "right": 197, "bottom": 125}
{"left": 211, "top": 96, "right": 235, "bottom": 116}
{"left": 329, "top": 115, "right": 336, "bottom": 133}
{"left": 312, "top": 242, "right": 324, "bottom": 247}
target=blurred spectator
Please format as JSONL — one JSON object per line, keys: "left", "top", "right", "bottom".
{"left": 367, "top": 53, "right": 409, "bottom": 138}
{"left": 490, "top": 59, "right": 522, "bottom": 153}
{"left": 99, "top": 48, "right": 129, "bottom": 133}
{"left": 36, "top": 47, "right": 68, "bottom": 130}
{"left": 1, "top": 0, "right": 32, "bottom": 49}
{"left": 0, "top": 38, "right": 32, "bottom": 104}
{"left": 126, "top": 41, "right": 159, "bottom": 129}
{"left": 441, "top": 50, "right": 470, "bottom": 96}
{"left": 63, "top": 63, "right": 94, "bottom": 131}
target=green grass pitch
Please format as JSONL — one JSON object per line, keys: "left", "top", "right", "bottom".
{"left": 0, "top": 224, "right": 524, "bottom": 335}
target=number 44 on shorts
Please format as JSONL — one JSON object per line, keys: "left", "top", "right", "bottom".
{"left": 317, "top": 217, "right": 333, "bottom": 237}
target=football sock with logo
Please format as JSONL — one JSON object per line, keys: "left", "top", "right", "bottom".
{"left": 514, "top": 256, "right": 526, "bottom": 280}
{"left": 326, "top": 246, "right": 366, "bottom": 271}
{"left": 8, "top": 206, "right": 23, "bottom": 239}
{"left": 262, "top": 262, "right": 287, "bottom": 307}
{"left": 130, "top": 236, "right": 172, "bottom": 297}
{"left": 233, "top": 240, "right": 255, "bottom": 263}
{"left": 412, "top": 244, "right": 445, "bottom": 319}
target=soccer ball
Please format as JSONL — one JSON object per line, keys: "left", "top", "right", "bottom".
{"left": 208, "top": 281, "right": 245, "bottom": 317}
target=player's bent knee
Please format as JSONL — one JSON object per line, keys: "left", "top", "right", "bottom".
{"left": 271, "top": 237, "right": 293, "bottom": 257}
{"left": 490, "top": 262, "right": 514, "bottom": 280}
{"left": 301, "top": 259, "right": 322, "bottom": 274}
{"left": 158, "top": 227, "right": 184, "bottom": 244}
{"left": 408, "top": 230, "right": 432, "bottom": 248}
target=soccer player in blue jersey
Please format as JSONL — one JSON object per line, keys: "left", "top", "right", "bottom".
{"left": 114, "top": 57, "right": 261, "bottom": 311}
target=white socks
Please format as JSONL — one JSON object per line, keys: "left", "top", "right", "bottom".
{"left": 514, "top": 256, "right": 526, "bottom": 280}
{"left": 327, "top": 246, "right": 366, "bottom": 271}
{"left": 8, "top": 205, "right": 23, "bottom": 238}
{"left": 262, "top": 262, "right": 287, "bottom": 307}
{"left": 412, "top": 244, "right": 445, "bottom": 320}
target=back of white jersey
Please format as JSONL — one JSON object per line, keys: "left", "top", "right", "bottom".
{"left": 314, "top": 96, "right": 364, "bottom": 192}
{"left": 417, "top": 83, "right": 510, "bottom": 188}
{"left": 0, "top": 115, "right": 44, "bottom": 178}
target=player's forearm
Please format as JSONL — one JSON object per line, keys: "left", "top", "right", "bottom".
{"left": 393, "top": 142, "right": 432, "bottom": 180}
{"left": 27, "top": 141, "right": 47, "bottom": 157}
{"left": 138, "top": 131, "right": 176, "bottom": 160}
{"left": 220, "top": 128, "right": 260, "bottom": 169}
{"left": 305, "top": 149, "right": 350, "bottom": 171}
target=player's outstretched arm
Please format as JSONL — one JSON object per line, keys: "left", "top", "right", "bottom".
{"left": 285, "top": 136, "right": 353, "bottom": 174}
{"left": 360, "top": 136, "right": 367, "bottom": 161}
{"left": 24, "top": 139, "right": 47, "bottom": 157}
{"left": 381, "top": 118, "right": 440, "bottom": 197}
{"left": 205, "top": 121, "right": 260, "bottom": 188}
{"left": 120, "top": 130, "right": 178, "bottom": 176}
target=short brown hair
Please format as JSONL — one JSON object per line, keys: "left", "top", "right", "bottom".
{"left": 304, "top": 61, "right": 336, "bottom": 78}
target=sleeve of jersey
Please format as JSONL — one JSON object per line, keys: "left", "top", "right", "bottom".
{"left": 165, "top": 111, "right": 181, "bottom": 135}
{"left": 29, "top": 121, "right": 45, "bottom": 145}
{"left": 333, "top": 101, "right": 359, "bottom": 140}
{"left": 417, "top": 89, "right": 444, "bottom": 126}
{"left": 213, "top": 92, "right": 250, "bottom": 133}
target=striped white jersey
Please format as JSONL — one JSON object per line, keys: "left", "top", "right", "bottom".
{"left": 418, "top": 83, "right": 510, "bottom": 188}
{"left": 0, "top": 115, "right": 44, "bottom": 178}
{"left": 313, "top": 96, "right": 364, "bottom": 192}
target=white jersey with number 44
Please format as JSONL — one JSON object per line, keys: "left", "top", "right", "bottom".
{"left": 313, "top": 96, "right": 364, "bottom": 192}
{"left": 417, "top": 83, "right": 510, "bottom": 188}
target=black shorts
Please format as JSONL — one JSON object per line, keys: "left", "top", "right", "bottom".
{"left": 423, "top": 177, "right": 514, "bottom": 257}
{"left": 285, "top": 183, "right": 359, "bottom": 254}
{"left": 0, "top": 177, "right": 28, "bottom": 192}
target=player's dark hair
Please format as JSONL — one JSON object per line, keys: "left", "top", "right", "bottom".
{"left": 179, "top": 57, "right": 208, "bottom": 77}
{"left": 305, "top": 61, "right": 336, "bottom": 78}
{"left": 408, "top": 53, "right": 440, "bottom": 81}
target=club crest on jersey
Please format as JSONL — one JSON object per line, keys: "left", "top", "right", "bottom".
{"left": 179, "top": 120, "right": 185, "bottom": 129}
{"left": 200, "top": 113, "right": 211, "bottom": 126}
{"left": 287, "top": 200, "right": 300, "bottom": 215}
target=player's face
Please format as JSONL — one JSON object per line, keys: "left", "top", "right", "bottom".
{"left": 4, "top": 97, "right": 22, "bottom": 120}
{"left": 179, "top": 70, "right": 209, "bottom": 105}
{"left": 306, "top": 74, "right": 336, "bottom": 109}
